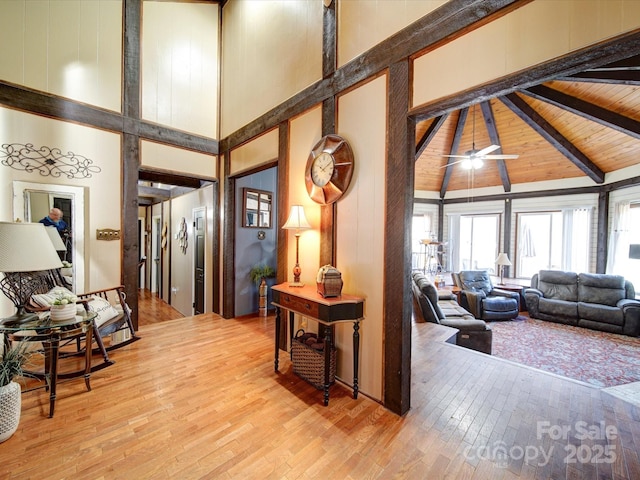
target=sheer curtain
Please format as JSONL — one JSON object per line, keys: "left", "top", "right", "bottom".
{"left": 563, "top": 208, "right": 590, "bottom": 273}
{"left": 606, "top": 201, "right": 631, "bottom": 275}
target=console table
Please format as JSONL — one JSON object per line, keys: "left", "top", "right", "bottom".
{"left": 271, "top": 283, "right": 364, "bottom": 406}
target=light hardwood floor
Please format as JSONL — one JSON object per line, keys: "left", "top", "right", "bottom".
{"left": 1, "top": 292, "right": 639, "bottom": 479}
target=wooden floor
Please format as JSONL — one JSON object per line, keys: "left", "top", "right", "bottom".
{"left": 2, "top": 292, "right": 639, "bottom": 479}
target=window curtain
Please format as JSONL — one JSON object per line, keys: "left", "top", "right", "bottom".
{"left": 606, "top": 201, "right": 630, "bottom": 275}
{"left": 563, "top": 208, "right": 590, "bottom": 273}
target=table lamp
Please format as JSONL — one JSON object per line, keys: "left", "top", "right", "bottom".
{"left": 0, "top": 222, "right": 63, "bottom": 325}
{"left": 495, "top": 252, "right": 512, "bottom": 286}
{"left": 282, "top": 205, "right": 311, "bottom": 287}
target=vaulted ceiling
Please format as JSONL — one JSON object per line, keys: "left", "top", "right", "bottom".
{"left": 415, "top": 54, "right": 640, "bottom": 197}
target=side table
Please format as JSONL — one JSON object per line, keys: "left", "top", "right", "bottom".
{"left": 1, "top": 310, "right": 96, "bottom": 417}
{"left": 495, "top": 283, "right": 528, "bottom": 311}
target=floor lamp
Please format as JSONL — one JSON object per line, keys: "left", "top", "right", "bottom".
{"left": 0, "top": 222, "right": 63, "bottom": 325}
{"left": 495, "top": 252, "right": 512, "bottom": 286}
{"left": 282, "top": 205, "right": 311, "bottom": 287}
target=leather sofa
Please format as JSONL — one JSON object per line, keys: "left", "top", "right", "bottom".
{"left": 411, "top": 271, "right": 492, "bottom": 354}
{"left": 525, "top": 270, "right": 640, "bottom": 337}
{"left": 452, "top": 270, "right": 520, "bottom": 321}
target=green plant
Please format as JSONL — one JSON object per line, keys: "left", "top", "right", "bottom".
{"left": 0, "top": 342, "right": 31, "bottom": 387}
{"left": 51, "top": 290, "right": 77, "bottom": 306}
{"left": 249, "top": 264, "right": 275, "bottom": 287}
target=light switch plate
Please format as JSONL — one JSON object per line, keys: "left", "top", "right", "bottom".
{"left": 96, "top": 228, "right": 121, "bottom": 241}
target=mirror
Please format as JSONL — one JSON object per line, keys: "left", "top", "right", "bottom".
{"left": 242, "top": 188, "right": 272, "bottom": 228}
{"left": 12, "top": 181, "right": 86, "bottom": 292}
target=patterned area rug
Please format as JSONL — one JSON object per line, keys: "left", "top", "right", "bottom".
{"left": 488, "top": 316, "right": 640, "bottom": 388}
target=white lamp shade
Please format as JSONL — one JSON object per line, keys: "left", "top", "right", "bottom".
{"left": 45, "top": 226, "right": 67, "bottom": 251}
{"left": 495, "top": 253, "right": 512, "bottom": 266}
{"left": 0, "top": 222, "right": 63, "bottom": 272}
{"left": 282, "top": 205, "right": 311, "bottom": 230}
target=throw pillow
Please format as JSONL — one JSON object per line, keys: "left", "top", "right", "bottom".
{"left": 31, "top": 286, "right": 75, "bottom": 308}
{"left": 87, "top": 296, "right": 120, "bottom": 327}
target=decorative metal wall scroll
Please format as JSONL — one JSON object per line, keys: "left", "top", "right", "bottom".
{"left": 177, "top": 217, "right": 188, "bottom": 254}
{"left": 0, "top": 143, "right": 102, "bottom": 179}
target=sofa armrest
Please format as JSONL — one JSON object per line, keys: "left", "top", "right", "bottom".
{"left": 524, "top": 288, "right": 543, "bottom": 317}
{"left": 491, "top": 288, "right": 520, "bottom": 300}
{"left": 619, "top": 299, "right": 640, "bottom": 336}
{"left": 461, "top": 290, "right": 485, "bottom": 318}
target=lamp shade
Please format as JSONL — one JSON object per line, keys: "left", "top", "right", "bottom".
{"left": 45, "top": 226, "right": 67, "bottom": 251}
{"left": 495, "top": 253, "right": 512, "bottom": 266}
{"left": 282, "top": 205, "right": 311, "bottom": 230}
{"left": 0, "top": 222, "right": 63, "bottom": 272}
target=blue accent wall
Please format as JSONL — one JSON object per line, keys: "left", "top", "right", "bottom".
{"left": 234, "top": 167, "right": 277, "bottom": 316}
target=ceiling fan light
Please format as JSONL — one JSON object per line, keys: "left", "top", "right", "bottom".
{"left": 472, "top": 158, "right": 484, "bottom": 169}
{"left": 461, "top": 159, "right": 473, "bottom": 170}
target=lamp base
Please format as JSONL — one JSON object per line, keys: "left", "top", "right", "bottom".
{"left": 0, "top": 310, "right": 38, "bottom": 326}
{"left": 289, "top": 282, "right": 305, "bottom": 288}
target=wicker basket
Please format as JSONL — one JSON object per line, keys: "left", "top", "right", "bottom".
{"left": 291, "top": 330, "right": 336, "bottom": 389}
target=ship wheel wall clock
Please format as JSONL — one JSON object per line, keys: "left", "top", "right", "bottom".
{"left": 305, "top": 134, "right": 354, "bottom": 205}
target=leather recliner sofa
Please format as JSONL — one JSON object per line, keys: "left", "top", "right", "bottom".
{"left": 411, "top": 271, "right": 492, "bottom": 354}
{"left": 525, "top": 270, "right": 640, "bottom": 337}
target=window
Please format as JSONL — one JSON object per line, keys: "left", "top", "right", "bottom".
{"left": 449, "top": 214, "right": 500, "bottom": 273}
{"left": 516, "top": 209, "right": 591, "bottom": 278}
{"left": 411, "top": 213, "right": 434, "bottom": 270}
{"left": 608, "top": 201, "right": 640, "bottom": 291}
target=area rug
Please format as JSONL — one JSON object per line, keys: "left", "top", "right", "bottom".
{"left": 488, "top": 316, "right": 640, "bottom": 388}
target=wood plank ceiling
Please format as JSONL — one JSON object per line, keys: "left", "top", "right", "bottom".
{"left": 415, "top": 54, "right": 640, "bottom": 196}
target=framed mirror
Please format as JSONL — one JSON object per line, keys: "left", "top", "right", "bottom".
{"left": 242, "top": 188, "right": 272, "bottom": 228}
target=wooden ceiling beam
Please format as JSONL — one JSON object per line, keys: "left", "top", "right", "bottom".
{"left": 586, "top": 54, "right": 640, "bottom": 71}
{"left": 555, "top": 70, "right": 640, "bottom": 85}
{"left": 500, "top": 93, "right": 605, "bottom": 183}
{"left": 480, "top": 100, "right": 511, "bottom": 192}
{"left": 415, "top": 114, "right": 449, "bottom": 160}
{"left": 440, "top": 108, "right": 468, "bottom": 198}
{"left": 523, "top": 84, "right": 640, "bottom": 140}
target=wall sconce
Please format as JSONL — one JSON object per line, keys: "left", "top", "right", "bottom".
{"left": 282, "top": 205, "right": 311, "bottom": 287}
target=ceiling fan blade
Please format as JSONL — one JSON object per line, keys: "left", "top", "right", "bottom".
{"left": 475, "top": 144, "right": 500, "bottom": 156}
{"left": 440, "top": 159, "right": 466, "bottom": 168}
{"left": 442, "top": 154, "right": 471, "bottom": 159}
{"left": 482, "top": 154, "right": 520, "bottom": 160}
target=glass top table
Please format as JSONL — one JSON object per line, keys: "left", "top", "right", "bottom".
{"left": 0, "top": 310, "right": 97, "bottom": 418}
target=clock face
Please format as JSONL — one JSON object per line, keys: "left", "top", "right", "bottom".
{"left": 311, "top": 152, "right": 335, "bottom": 187}
{"left": 304, "top": 134, "right": 354, "bottom": 205}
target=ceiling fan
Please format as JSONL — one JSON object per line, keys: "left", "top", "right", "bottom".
{"left": 441, "top": 104, "right": 519, "bottom": 170}
{"left": 442, "top": 144, "right": 519, "bottom": 170}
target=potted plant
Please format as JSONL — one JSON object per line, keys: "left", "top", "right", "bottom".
{"left": 249, "top": 264, "right": 275, "bottom": 316}
{"left": 50, "top": 290, "right": 78, "bottom": 321}
{"left": 0, "top": 342, "right": 31, "bottom": 442}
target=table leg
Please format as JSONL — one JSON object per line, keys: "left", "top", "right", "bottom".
{"left": 353, "top": 320, "right": 360, "bottom": 399}
{"left": 274, "top": 306, "right": 281, "bottom": 371}
{"left": 48, "top": 336, "right": 60, "bottom": 418}
{"left": 323, "top": 326, "right": 332, "bottom": 406}
{"left": 83, "top": 323, "right": 93, "bottom": 391}
{"left": 289, "top": 311, "right": 294, "bottom": 360}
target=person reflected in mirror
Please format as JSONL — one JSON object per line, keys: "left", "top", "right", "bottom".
{"left": 39, "top": 207, "right": 71, "bottom": 261}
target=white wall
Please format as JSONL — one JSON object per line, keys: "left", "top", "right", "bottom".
{"left": 0, "top": 0, "right": 122, "bottom": 112}
{"left": 142, "top": 1, "right": 219, "bottom": 138}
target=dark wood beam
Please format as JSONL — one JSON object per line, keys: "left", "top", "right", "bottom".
{"left": 138, "top": 121, "right": 218, "bottom": 154}
{"left": 385, "top": 59, "right": 413, "bottom": 416}
{"left": 591, "top": 54, "right": 640, "bottom": 70}
{"left": 411, "top": 30, "right": 640, "bottom": 121}
{"left": 322, "top": 0, "right": 336, "bottom": 79}
{"left": 137, "top": 185, "right": 171, "bottom": 200}
{"left": 503, "top": 198, "right": 512, "bottom": 277}
{"left": 415, "top": 114, "right": 449, "bottom": 160}
{"left": 221, "top": 0, "right": 524, "bottom": 152}
{"left": 522, "top": 84, "right": 640, "bottom": 140}
{"left": 597, "top": 191, "right": 608, "bottom": 274}
{"left": 500, "top": 93, "right": 605, "bottom": 183}
{"left": 122, "top": 0, "right": 142, "bottom": 330}
{"left": 480, "top": 100, "right": 511, "bottom": 192}
{"left": 440, "top": 108, "right": 468, "bottom": 198}
{"left": 557, "top": 70, "right": 640, "bottom": 85}
{"left": 138, "top": 168, "right": 210, "bottom": 189}
{"left": 222, "top": 148, "right": 235, "bottom": 318}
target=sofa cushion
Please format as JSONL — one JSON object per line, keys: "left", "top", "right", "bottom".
{"left": 578, "top": 302, "right": 624, "bottom": 326}
{"left": 440, "top": 317, "right": 488, "bottom": 332}
{"left": 438, "top": 299, "right": 473, "bottom": 319}
{"left": 537, "top": 270, "right": 578, "bottom": 302}
{"left": 483, "top": 296, "right": 518, "bottom": 313}
{"left": 539, "top": 297, "right": 578, "bottom": 317}
{"left": 414, "top": 274, "right": 445, "bottom": 320}
{"left": 578, "top": 273, "right": 625, "bottom": 307}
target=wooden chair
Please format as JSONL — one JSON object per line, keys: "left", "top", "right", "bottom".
{"left": 27, "top": 271, "right": 141, "bottom": 371}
